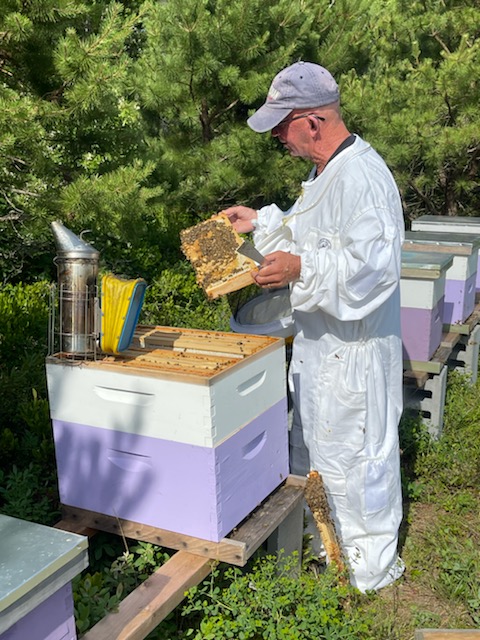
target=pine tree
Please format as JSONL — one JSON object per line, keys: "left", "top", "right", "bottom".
{"left": 132, "top": 0, "right": 346, "bottom": 220}
{"left": 1, "top": 0, "right": 479, "bottom": 287}
{"left": 0, "top": 1, "right": 160, "bottom": 282}
{"left": 338, "top": 0, "right": 480, "bottom": 221}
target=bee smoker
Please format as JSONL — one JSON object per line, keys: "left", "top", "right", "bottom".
{"left": 51, "top": 221, "right": 99, "bottom": 356}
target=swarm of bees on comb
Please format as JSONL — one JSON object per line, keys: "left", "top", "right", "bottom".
{"left": 180, "top": 215, "right": 257, "bottom": 299}
{"left": 305, "top": 470, "right": 345, "bottom": 575}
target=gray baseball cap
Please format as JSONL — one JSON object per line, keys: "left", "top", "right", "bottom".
{"left": 247, "top": 61, "right": 340, "bottom": 133}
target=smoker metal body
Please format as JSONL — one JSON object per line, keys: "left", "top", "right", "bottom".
{"left": 51, "top": 221, "right": 99, "bottom": 356}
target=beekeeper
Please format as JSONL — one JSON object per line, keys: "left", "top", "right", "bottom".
{"left": 222, "top": 61, "right": 405, "bottom": 592}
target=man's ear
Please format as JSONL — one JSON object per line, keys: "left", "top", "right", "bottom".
{"left": 308, "top": 115, "right": 321, "bottom": 135}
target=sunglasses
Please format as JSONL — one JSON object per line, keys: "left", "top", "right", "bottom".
{"left": 276, "top": 113, "right": 325, "bottom": 129}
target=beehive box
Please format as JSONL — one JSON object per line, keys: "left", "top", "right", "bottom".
{"left": 403, "top": 231, "right": 480, "bottom": 325}
{"left": 401, "top": 251, "right": 453, "bottom": 362}
{"left": 46, "top": 325, "right": 289, "bottom": 542}
{"left": 0, "top": 515, "right": 88, "bottom": 640}
{"left": 180, "top": 214, "right": 257, "bottom": 299}
{"left": 411, "top": 215, "right": 480, "bottom": 291}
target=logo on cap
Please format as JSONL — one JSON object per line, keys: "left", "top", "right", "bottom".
{"left": 268, "top": 87, "right": 280, "bottom": 101}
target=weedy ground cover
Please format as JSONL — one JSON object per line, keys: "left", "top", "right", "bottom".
{"left": 66, "top": 371, "right": 480, "bottom": 639}
{"left": 0, "top": 284, "right": 478, "bottom": 639}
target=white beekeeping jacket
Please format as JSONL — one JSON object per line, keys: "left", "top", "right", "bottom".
{"left": 254, "top": 135, "right": 405, "bottom": 592}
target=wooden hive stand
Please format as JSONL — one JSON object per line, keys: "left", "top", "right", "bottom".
{"left": 54, "top": 475, "right": 306, "bottom": 640}
{"left": 443, "top": 295, "right": 480, "bottom": 384}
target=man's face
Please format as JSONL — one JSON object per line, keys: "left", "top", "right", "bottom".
{"left": 271, "top": 112, "right": 323, "bottom": 159}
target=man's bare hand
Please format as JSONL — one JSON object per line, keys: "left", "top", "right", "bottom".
{"left": 220, "top": 206, "right": 258, "bottom": 234}
{"left": 254, "top": 251, "right": 301, "bottom": 289}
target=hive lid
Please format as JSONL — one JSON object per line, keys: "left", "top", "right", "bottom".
{"left": 0, "top": 514, "right": 88, "bottom": 615}
{"left": 412, "top": 215, "right": 480, "bottom": 229}
{"left": 404, "top": 230, "right": 480, "bottom": 253}
{"left": 401, "top": 250, "right": 454, "bottom": 279}
{"left": 230, "top": 287, "right": 293, "bottom": 339}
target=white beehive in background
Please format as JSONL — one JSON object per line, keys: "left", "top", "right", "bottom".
{"left": 401, "top": 251, "right": 453, "bottom": 363}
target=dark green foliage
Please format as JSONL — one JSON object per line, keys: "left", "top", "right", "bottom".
{"left": 0, "top": 282, "right": 57, "bottom": 520}
{"left": 0, "top": 462, "right": 59, "bottom": 524}
{"left": 1, "top": 0, "right": 479, "bottom": 288}
{"left": 73, "top": 539, "right": 172, "bottom": 634}
{"left": 0, "top": 2, "right": 479, "bottom": 637}
{"left": 141, "top": 264, "right": 232, "bottom": 331}
{"left": 340, "top": 0, "right": 480, "bottom": 223}
{"left": 0, "top": 282, "right": 51, "bottom": 462}
{"left": 178, "top": 555, "right": 371, "bottom": 640}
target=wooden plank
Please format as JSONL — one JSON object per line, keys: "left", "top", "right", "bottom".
{"left": 228, "top": 481, "right": 305, "bottom": 558}
{"left": 443, "top": 302, "right": 480, "bottom": 335}
{"left": 129, "top": 347, "right": 240, "bottom": 364}
{"left": 401, "top": 268, "right": 442, "bottom": 279}
{"left": 87, "top": 357, "right": 222, "bottom": 379}
{"left": 130, "top": 332, "right": 279, "bottom": 358}
{"left": 57, "top": 477, "right": 307, "bottom": 640}
{"left": 133, "top": 330, "right": 249, "bottom": 352}
{"left": 404, "top": 337, "right": 454, "bottom": 373}
{"left": 58, "top": 477, "right": 305, "bottom": 568}
{"left": 132, "top": 325, "right": 275, "bottom": 356}
{"left": 266, "top": 500, "right": 304, "bottom": 566}
{"left": 115, "top": 349, "right": 239, "bottom": 374}
{"left": 415, "top": 631, "right": 480, "bottom": 640}
{"left": 59, "top": 505, "right": 248, "bottom": 566}
{"left": 129, "top": 340, "right": 245, "bottom": 361}
{"left": 53, "top": 519, "right": 97, "bottom": 538}
{"left": 403, "top": 357, "right": 445, "bottom": 374}
{"left": 82, "top": 551, "right": 212, "bottom": 640}
{"left": 440, "top": 332, "right": 462, "bottom": 348}
{"left": 284, "top": 474, "right": 307, "bottom": 489}
{"left": 403, "top": 241, "right": 472, "bottom": 256}
{"left": 404, "top": 303, "right": 480, "bottom": 377}
{"left": 304, "top": 471, "right": 344, "bottom": 572}
{"left": 403, "top": 370, "right": 430, "bottom": 387}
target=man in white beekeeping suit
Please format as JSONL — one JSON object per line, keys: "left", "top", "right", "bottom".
{"left": 222, "top": 61, "right": 405, "bottom": 592}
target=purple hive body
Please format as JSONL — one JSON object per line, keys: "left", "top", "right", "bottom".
{"left": 52, "top": 399, "right": 289, "bottom": 542}
{"left": 443, "top": 273, "right": 476, "bottom": 324}
{"left": 401, "top": 302, "right": 443, "bottom": 362}
{"left": 0, "top": 584, "right": 75, "bottom": 640}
